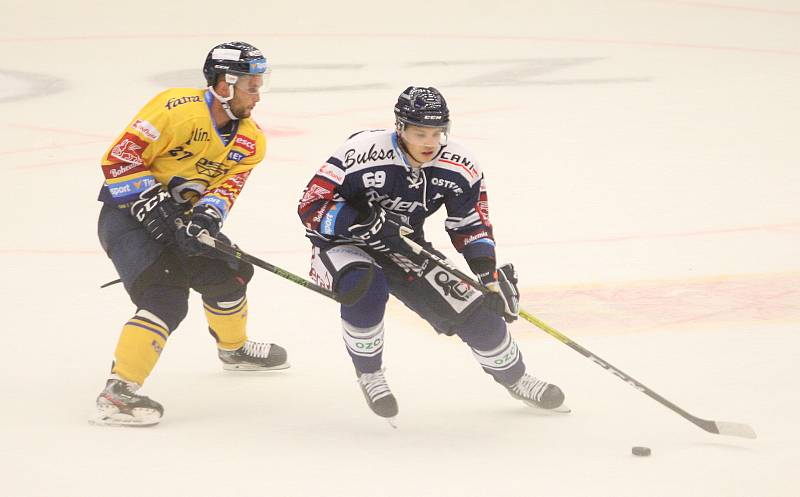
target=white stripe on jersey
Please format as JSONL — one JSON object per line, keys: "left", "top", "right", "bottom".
{"left": 445, "top": 210, "right": 482, "bottom": 230}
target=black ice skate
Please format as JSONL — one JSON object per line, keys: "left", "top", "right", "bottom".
{"left": 505, "top": 374, "right": 570, "bottom": 413}
{"left": 90, "top": 378, "right": 164, "bottom": 427}
{"left": 357, "top": 369, "right": 398, "bottom": 426}
{"left": 218, "top": 340, "right": 289, "bottom": 371}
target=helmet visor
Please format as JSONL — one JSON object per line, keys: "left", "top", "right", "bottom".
{"left": 227, "top": 70, "right": 272, "bottom": 95}
{"left": 399, "top": 123, "right": 449, "bottom": 147}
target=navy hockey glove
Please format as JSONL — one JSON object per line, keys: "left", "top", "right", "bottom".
{"left": 176, "top": 203, "right": 223, "bottom": 256}
{"left": 347, "top": 205, "right": 413, "bottom": 254}
{"left": 472, "top": 259, "right": 520, "bottom": 323}
{"left": 130, "top": 184, "right": 184, "bottom": 245}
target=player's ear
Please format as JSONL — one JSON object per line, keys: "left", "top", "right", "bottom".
{"left": 213, "top": 79, "right": 230, "bottom": 98}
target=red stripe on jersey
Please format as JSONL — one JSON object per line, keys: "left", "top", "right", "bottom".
{"left": 476, "top": 190, "right": 492, "bottom": 227}
{"left": 439, "top": 159, "right": 479, "bottom": 179}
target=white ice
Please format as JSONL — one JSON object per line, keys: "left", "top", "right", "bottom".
{"left": 1, "top": 1, "right": 799, "bottom": 496}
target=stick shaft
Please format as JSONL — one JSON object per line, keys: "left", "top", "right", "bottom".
{"left": 400, "top": 235, "right": 756, "bottom": 439}
{"left": 198, "top": 233, "right": 344, "bottom": 303}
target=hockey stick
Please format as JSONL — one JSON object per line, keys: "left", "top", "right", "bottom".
{"left": 197, "top": 232, "right": 373, "bottom": 306}
{"left": 399, "top": 234, "right": 756, "bottom": 439}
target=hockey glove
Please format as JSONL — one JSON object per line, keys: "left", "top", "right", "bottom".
{"left": 347, "top": 204, "right": 413, "bottom": 254}
{"left": 176, "top": 203, "right": 223, "bottom": 256}
{"left": 130, "top": 184, "right": 184, "bottom": 245}
{"left": 473, "top": 260, "right": 520, "bottom": 323}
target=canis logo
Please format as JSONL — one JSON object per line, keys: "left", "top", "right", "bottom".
{"left": 299, "top": 183, "right": 331, "bottom": 210}
{"left": 108, "top": 133, "right": 148, "bottom": 165}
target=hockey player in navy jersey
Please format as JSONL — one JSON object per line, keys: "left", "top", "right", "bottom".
{"left": 297, "top": 86, "right": 566, "bottom": 422}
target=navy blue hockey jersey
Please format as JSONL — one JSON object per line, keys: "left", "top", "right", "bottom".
{"left": 298, "top": 129, "right": 496, "bottom": 263}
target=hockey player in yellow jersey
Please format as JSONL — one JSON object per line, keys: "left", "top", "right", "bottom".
{"left": 92, "top": 41, "right": 289, "bottom": 427}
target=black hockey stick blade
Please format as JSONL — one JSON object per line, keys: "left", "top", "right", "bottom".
{"left": 399, "top": 233, "right": 757, "bottom": 439}
{"left": 197, "top": 233, "right": 368, "bottom": 305}
{"left": 100, "top": 278, "right": 122, "bottom": 288}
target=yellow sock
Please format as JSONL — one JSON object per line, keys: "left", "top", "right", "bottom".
{"left": 204, "top": 297, "right": 248, "bottom": 350}
{"left": 111, "top": 315, "right": 169, "bottom": 385}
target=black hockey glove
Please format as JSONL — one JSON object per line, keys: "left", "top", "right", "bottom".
{"left": 472, "top": 259, "right": 520, "bottom": 323}
{"left": 175, "top": 203, "right": 223, "bottom": 256}
{"left": 347, "top": 204, "right": 413, "bottom": 254}
{"left": 130, "top": 184, "right": 184, "bottom": 245}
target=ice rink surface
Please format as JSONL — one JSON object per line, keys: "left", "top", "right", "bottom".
{"left": 2, "top": 1, "right": 799, "bottom": 496}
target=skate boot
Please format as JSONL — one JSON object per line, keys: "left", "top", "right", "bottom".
{"left": 357, "top": 369, "right": 398, "bottom": 425}
{"left": 218, "top": 340, "right": 289, "bottom": 371}
{"left": 90, "top": 378, "right": 164, "bottom": 427}
{"left": 505, "top": 373, "right": 569, "bottom": 413}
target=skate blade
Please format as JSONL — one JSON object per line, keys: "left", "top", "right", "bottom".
{"left": 89, "top": 409, "right": 161, "bottom": 427}
{"left": 222, "top": 361, "right": 291, "bottom": 371}
{"left": 522, "top": 401, "right": 572, "bottom": 414}
{"left": 386, "top": 417, "right": 398, "bottom": 429}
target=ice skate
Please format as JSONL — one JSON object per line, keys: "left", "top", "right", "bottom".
{"left": 357, "top": 369, "right": 398, "bottom": 426}
{"left": 218, "top": 340, "right": 289, "bottom": 371}
{"left": 505, "top": 374, "right": 570, "bottom": 413}
{"left": 90, "top": 378, "right": 164, "bottom": 427}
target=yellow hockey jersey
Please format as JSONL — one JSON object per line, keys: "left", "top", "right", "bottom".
{"left": 99, "top": 87, "right": 266, "bottom": 220}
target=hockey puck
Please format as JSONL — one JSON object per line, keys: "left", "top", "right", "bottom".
{"left": 632, "top": 446, "right": 651, "bottom": 457}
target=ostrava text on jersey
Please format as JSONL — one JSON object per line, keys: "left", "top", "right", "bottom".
{"left": 298, "top": 129, "right": 495, "bottom": 261}
{"left": 98, "top": 88, "right": 266, "bottom": 220}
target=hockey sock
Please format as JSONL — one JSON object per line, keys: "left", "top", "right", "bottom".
{"left": 457, "top": 308, "right": 525, "bottom": 385}
{"left": 342, "top": 319, "right": 385, "bottom": 374}
{"left": 111, "top": 311, "right": 170, "bottom": 385}
{"left": 338, "top": 267, "right": 388, "bottom": 373}
{"left": 204, "top": 295, "right": 248, "bottom": 350}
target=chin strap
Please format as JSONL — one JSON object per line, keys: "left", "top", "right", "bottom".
{"left": 208, "top": 84, "right": 239, "bottom": 121}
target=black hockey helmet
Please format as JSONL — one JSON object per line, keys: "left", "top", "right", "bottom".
{"left": 394, "top": 86, "right": 450, "bottom": 129}
{"left": 203, "top": 41, "right": 269, "bottom": 86}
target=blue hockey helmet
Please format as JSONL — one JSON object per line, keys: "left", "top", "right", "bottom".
{"left": 203, "top": 41, "right": 269, "bottom": 86}
{"left": 394, "top": 86, "right": 450, "bottom": 129}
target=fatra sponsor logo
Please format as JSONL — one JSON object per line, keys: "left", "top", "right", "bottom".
{"left": 164, "top": 95, "right": 202, "bottom": 110}
{"left": 131, "top": 119, "right": 160, "bottom": 141}
{"left": 343, "top": 144, "right": 395, "bottom": 167}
